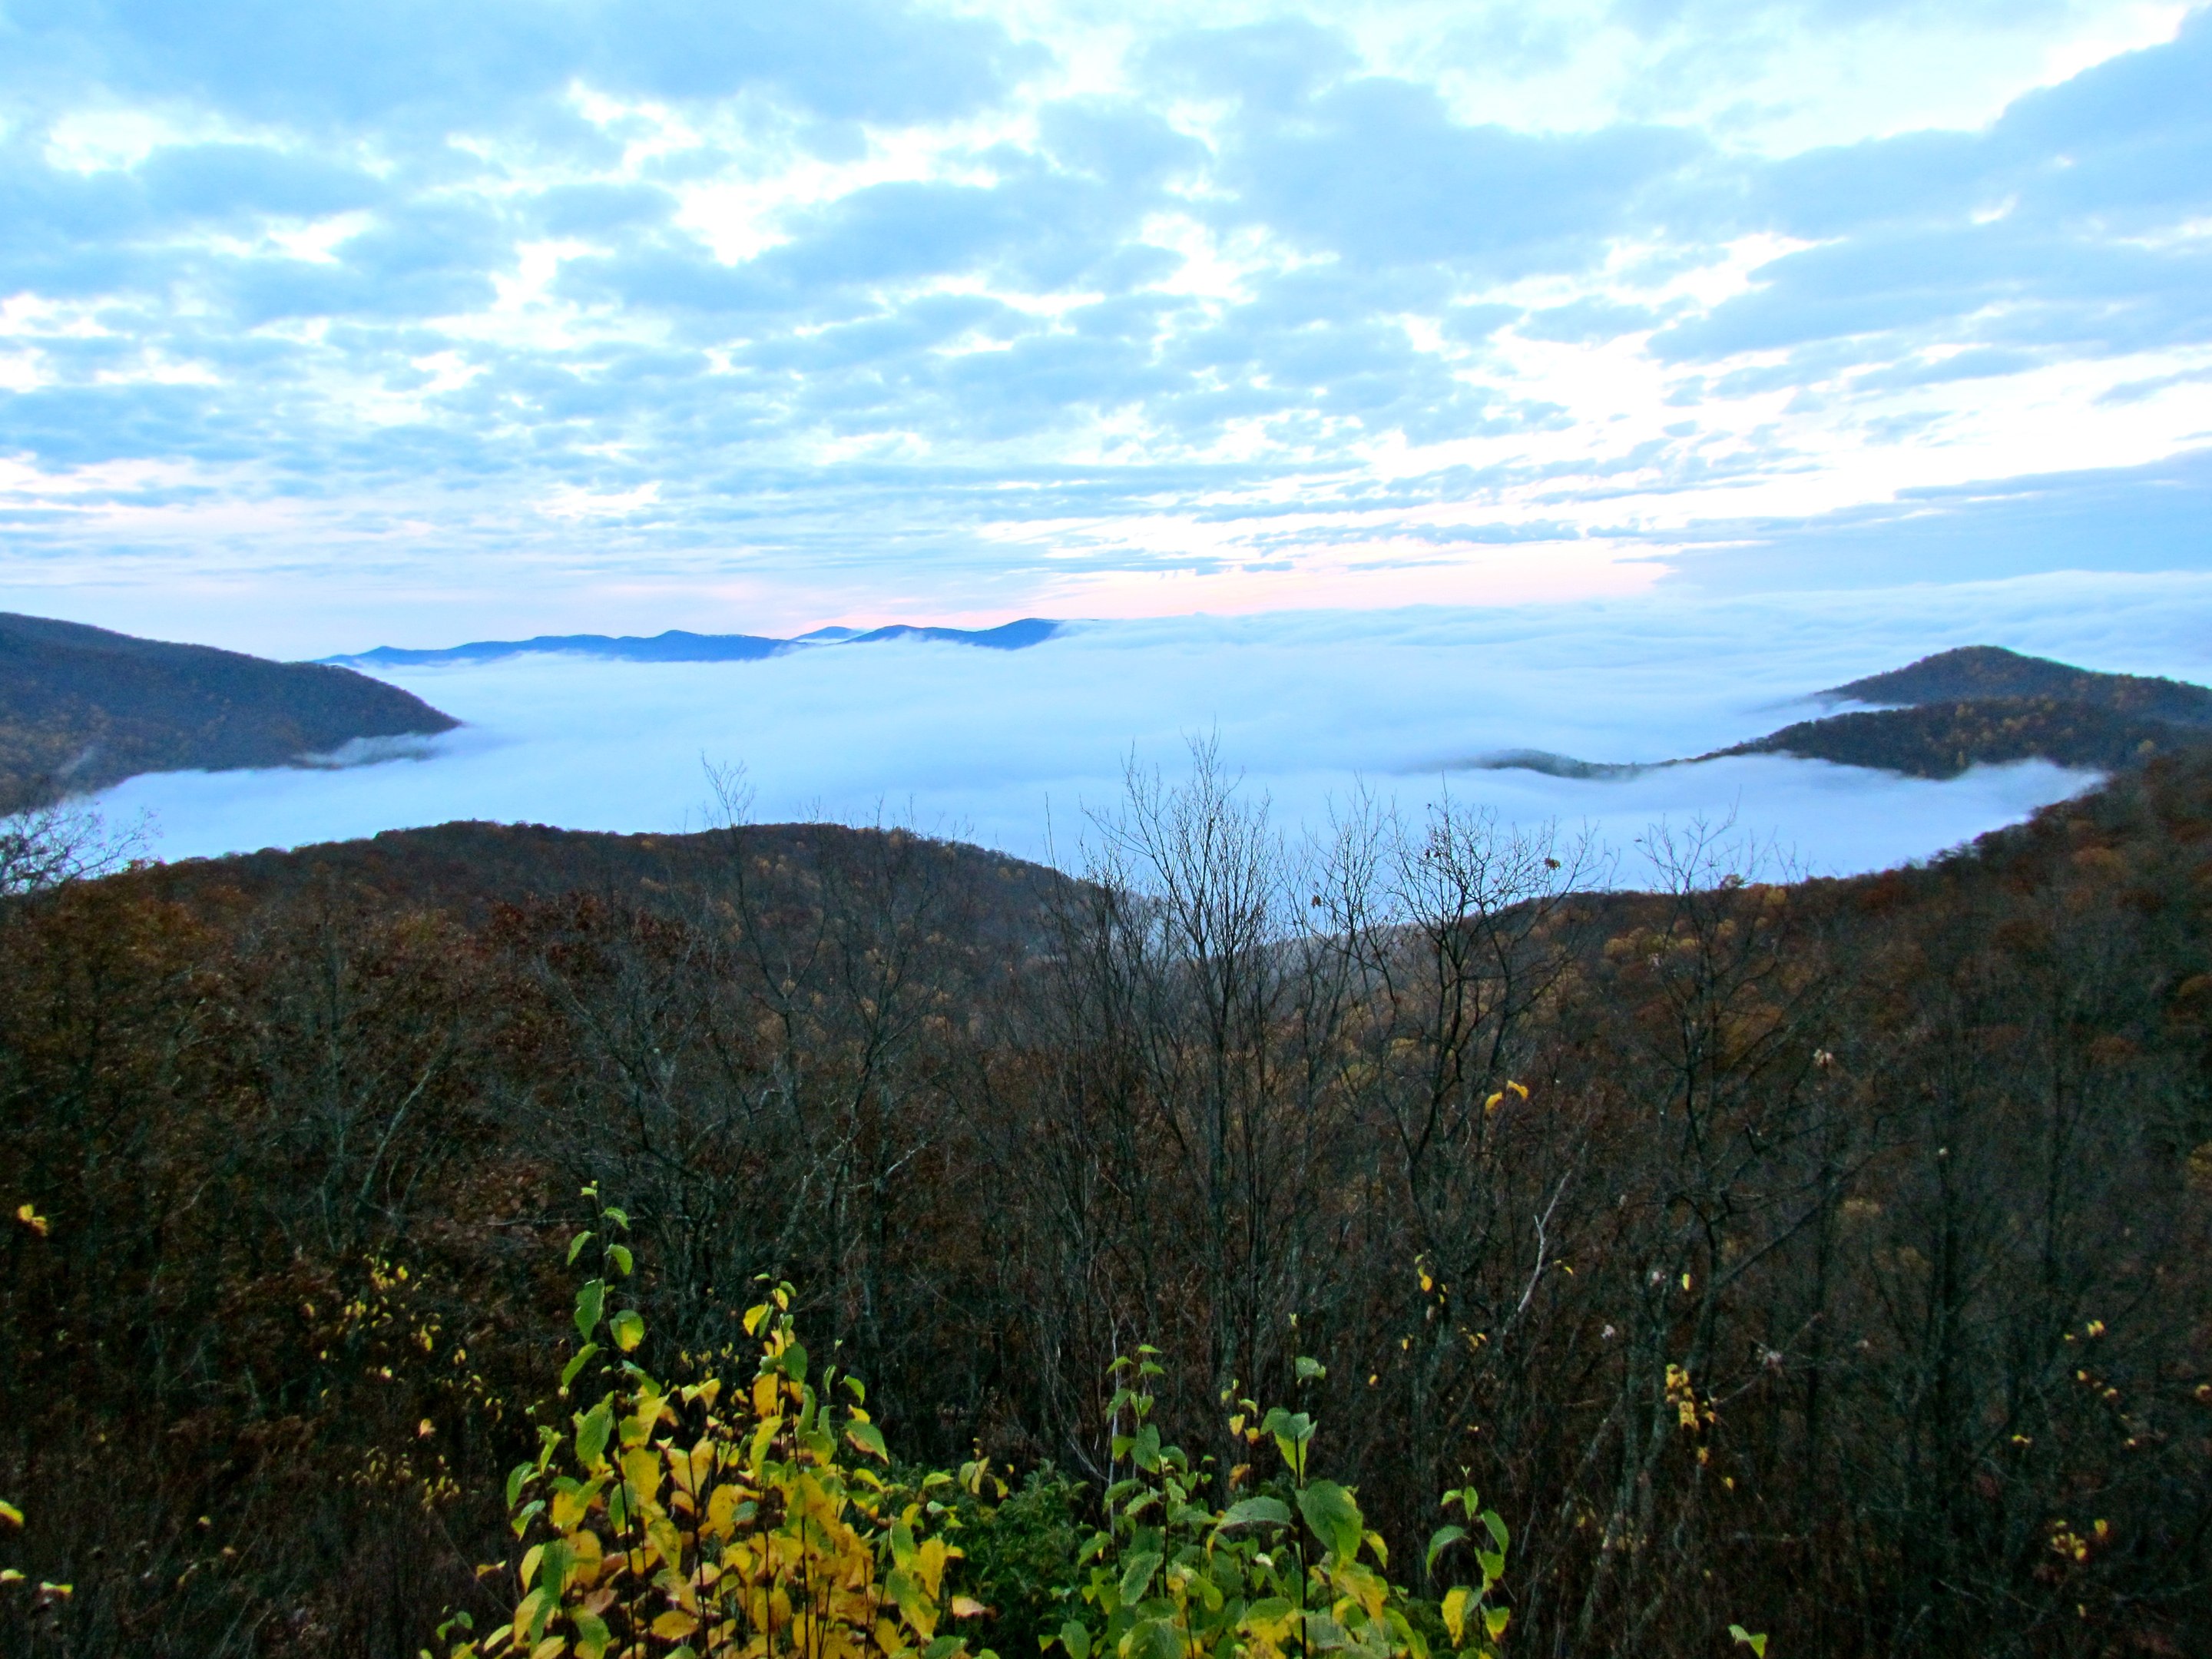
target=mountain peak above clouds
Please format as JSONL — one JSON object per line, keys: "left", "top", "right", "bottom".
{"left": 1821, "top": 645, "right": 2212, "bottom": 724}
{"left": 323, "top": 619, "right": 1063, "bottom": 668}
{"left": 1464, "top": 644, "right": 2212, "bottom": 783}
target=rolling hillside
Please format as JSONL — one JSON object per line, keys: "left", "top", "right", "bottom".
{"left": 0, "top": 611, "right": 459, "bottom": 805}
{"left": 1824, "top": 644, "right": 2212, "bottom": 722}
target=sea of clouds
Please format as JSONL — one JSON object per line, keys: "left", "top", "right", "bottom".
{"left": 98, "top": 572, "right": 2212, "bottom": 882}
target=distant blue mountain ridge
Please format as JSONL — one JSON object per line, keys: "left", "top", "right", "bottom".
{"left": 323, "top": 617, "right": 1061, "bottom": 667}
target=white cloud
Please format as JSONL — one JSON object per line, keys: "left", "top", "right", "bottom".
{"left": 3, "top": 0, "right": 2209, "bottom": 645}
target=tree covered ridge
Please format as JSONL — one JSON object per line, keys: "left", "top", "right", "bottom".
{"left": 0, "top": 611, "right": 458, "bottom": 805}
{"left": 1476, "top": 645, "right": 2212, "bottom": 781}
{"left": 1720, "top": 697, "right": 2188, "bottom": 778}
{"left": 1709, "top": 646, "right": 2212, "bottom": 777}
{"left": 1824, "top": 647, "right": 2212, "bottom": 724}
{"left": 1, "top": 753, "right": 2209, "bottom": 1657}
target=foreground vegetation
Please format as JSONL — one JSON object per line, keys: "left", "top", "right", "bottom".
{"left": 2, "top": 749, "right": 2209, "bottom": 1657}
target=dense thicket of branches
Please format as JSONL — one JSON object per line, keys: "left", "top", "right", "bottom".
{"left": 2, "top": 753, "right": 2209, "bottom": 1659}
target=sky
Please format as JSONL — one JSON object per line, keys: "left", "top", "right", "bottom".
{"left": 2, "top": 0, "right": 2210, "bottom": 656}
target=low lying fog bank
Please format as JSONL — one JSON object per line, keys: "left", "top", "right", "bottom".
{"left": 101, "top": 572, "right": 2212, "bottom": 879}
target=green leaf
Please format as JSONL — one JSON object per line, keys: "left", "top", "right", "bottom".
{"left": 1058, "top": 1622, "right": 1091, "bottom": 1659}
{"left": 1126, "top": 1619, "right": 1181, "bottom": 1659}
{"left": 538, "top": 1538, "right": 574, "bottom": 1598}
{"left": 846, "top": 1420, "right": 891, "bottom": 1462}
{"left": 601, "top": 1206, "right": 630, "bottom": 1229}
{"left": 1729, "top": 1627, "right": 1768, "bottom": 1659}
{"left": 608, "top": 1243, "right": 634, "bottom": 1277}
{"left": 1425, "top": 1525, "right": 1467, "bottom": 1576}
{"left": 516, "top": 1587, "right": 555, "bottom": 1645}
{"left": 1477, "top": 1550, "right": 1505, "bottom": 1584}
{"left": 608, "top": 1310, "right": 644, "bottom": 1353}
{"left": 1118, "top": 1551, "right": 1162, "bottom": 1607}
{"left": 1222, "top": 1497, "right": 1292, "bottom": 1529}
{"left": 1263, "top": 1406, "right": 1315, "bottom": 1470}
{"left": 1294, "top": 1356, "right": 1326, "bottom": 1382}
{"left": 1261, "top": 1407, "right": 1314, "bottom": 1445}
{"left": 573, "top": 1280, "right": 605, "bottom": 1341}
{"left": 1481, "top": 1510, "right": 1508, "bottom": 1552}
{"left": 783, "top": 1340, "right": 810, "bottom": 1385}
{"left": 1131, "top": 1422, "right": 1162, "bottom": 1473}
{"left": 1482, "top": 1608, "right": 1510, "bottom": 1640}
{"left": 575, "top": 1399, "right": 614, "bottom": 1469}
{"left": 1297, "top": 1480, "right": 1364, "bottom": 1559}
{"left": 506, "top": 1461, "right": 535, "bottom": 1510}
{"left": 561, "top": 1343, "right": 601, "bottom": 1391}
{"left": 566, "top": 1230, "right": 594, "bottom": 1266}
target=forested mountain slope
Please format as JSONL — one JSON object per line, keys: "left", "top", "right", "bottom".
{"left": 145, "top": 816, "right": 1072, "bottom": 945}
{"left": 1717, "top": 694, "right": 2192, "bottom": 777}
{"left": 0, "top": 611, "right": 458, "bottom": 803}
{"left": 3, "top": 759, "right": 2208, "bottom": 1659}
{"left": 1706, "top": 644, "right": 2212, "bottom": 776}
{"left": 1479, "top": 645, "right": 2212, "bottom": 781}
{"left": 1824, "top": 644, "right": 2212, "bottom": 721}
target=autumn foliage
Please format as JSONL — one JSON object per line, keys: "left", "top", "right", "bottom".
{"left": 3, "top": 752, "right": 2210, "bottom": 1658}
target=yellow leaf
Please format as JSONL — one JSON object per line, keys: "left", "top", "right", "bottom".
{"left": 0, "top": 1499, "right": 22, "bottom": 1528}
{"left": 647, "top": 1517, "right": 684, "bottom": 1571}
{"left": 551, "top": 1484, "right": 593, "bottom": 1530}
{"left": 1441, "top": 1587, "right": 1472, "bottom": 1646}
{"left": 952, "top": 1596, "right": 988, "bottom": 1619}
{"left": 14, "top": 1204, "right": 48, "bottom": 1237}
{"left": 917, "top": 1535, "right": 952, "bottom": 1598}
{"left": 622, "top": 1447, "right": 661, "bottom": 1508}
{"left": 706, "top": 1482, "right": 744, "bottom": 1539}
{"left": 530, "top": 1639, "right": 566, "bottom": 1659}
{"left": 651, "top": 1609, "right": 700, "bottom": 1640}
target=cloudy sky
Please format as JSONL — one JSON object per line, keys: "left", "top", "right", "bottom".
{"left": 2, "top": 0, "right": 2207, "bottom": 656}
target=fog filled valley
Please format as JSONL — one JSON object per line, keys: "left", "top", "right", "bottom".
{"left": 101, "top": 575, "right": 2212, "bottom": 876}
{"left": 6, "top": 718, "right": 2211, "bottom": 1659}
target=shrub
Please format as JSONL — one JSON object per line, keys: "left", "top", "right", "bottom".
{"left": 450, "top": 1199, "right": 1513, "bottom": 1659}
